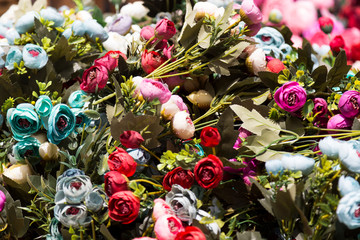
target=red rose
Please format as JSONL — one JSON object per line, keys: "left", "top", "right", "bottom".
{"left": 80, "top": 65, "right": 109, "bottom": 93}
{"left": 200, "top": 127, "right": 221, "bottom": 147}
{"left": 318, "top": 17, "right": 334, "bottom": 34}
{"left": 330, "top": 35, "right": 345, "bottom": 54}
{"left": 266, "top": 59, "right": 286, "bottom": 73}
{"left": 104, "top": 50, "right": 127, "bottom": 60}
{"left": 194, "top": 154, "right": 223, "bottom": 189}
{"left": 120, "top": 130, "right": 144, "bottom": 149}
{"left": 104, "top": 171, "right": 129, "bottom": 197}
{"left": 351, "top": 42, "right": 360, "bottom": 61}
{"left": 108, "top": 147, "right": 137, "bottom": 177}
{"left": 175, "top": 226, "right": 206, "bottom": 240}
{"left": 108, "top": 191, "right": 140, "bottom": 224}
{"left": 94, "top": 54, "right": 117, "bottom": 72}
{"left": 162, "top": 167, "right": 194, "bottom": 191}
{"left": 155, "top": 19, "right": 176, "bottom": 40}
{"left": 141, "top": 50, "right": 167, "bottom": 74}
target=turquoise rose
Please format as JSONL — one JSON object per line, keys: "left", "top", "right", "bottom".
{"left": 339, "top": 142, "right": 360, "bottom": 173}
{"left": 55, "top": 175, "right": 92, "bottom": 204}
{"left": 71, "top": 20, "right": 85, "bottom": 36}
{"left": 62, "top": 28, "right": 72, "bottom": 39}
{"left": 68, "top": 90, "right": 87, "bottom": 108}
{"left": 47, "top": 104, "right": 75, "bottom": 144}
{"left": 83, "top": 19, "right": 109, "bottom": 42}
{"left": 13, "top": 137, "right": 41, "bottom": 161}
{"left": 54, "top": 204, "right": 91, "bottom": 228}
{"left": 15, "top": 11, "right": 39, "bottom": 34}
{"left": 318, "top": 136, "right": 345, "bottom": 159}
{"left": 5, "top": 46, "right": 22, "bottom": 70}
{"left": 281, "top": 154, "right": 315, "bottom": 176}
{"left": 336, "top": 191, "right": 360, "bottom": 229}
{"left": 35, "top": 95, "right": 53, "bottom": 117}
{"left": 265, "top": 159, "right": 283, "bottom": 175}
{"left": 5, "top": 28, "right": 20, "bottom": 45}
{"left": 40, "top": 8, "right": 65, "bottom": 27}
{"left": 84, "top": 191, "right": 104, "bottom": 212}
{"left": 338, "top": 176, "right": 360, "bottom": 197}
{"left": 23, "top": 44, "right": 48, "bottom": 69}
{"left": 71, "top": 108, "right": 90, "bottom": 128}
{"left": 7, "top": 105, "right": 40, "bottom": 140}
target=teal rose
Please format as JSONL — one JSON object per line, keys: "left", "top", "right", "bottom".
{"left": 68, "top": 90, "right": 87, "bottom": 108}
{"left": 13, "top": 137, "right": 41, "bottom": 161}
{"left": 40, "top": 8, "right": 65, "bottom": 27}
{"left": 15, "top": 11, "right": 38, "bottom": 34}
{"left": 7, "top": 105, "right": 40, "bottom": 140}
{"left": 54, "top": 204, "right": 91, "bottom": 228}
{"left": 23, "top": 44, "right": 48, "bottom": 69}
{"left": 337, "top": 191, "right": 360, "bottom": 229}
{"left": 5, "top": 46, "right": 22, "bottom": 70}
{"left": 71, "top": 108, "right": 90, "bottom": 128}
{"left": 35, "top": 95, "right": 53, "bottom": 117}
{"left": 55, "top": 175, "right": 92, "bottom": 204}
{"left": 83, "top": 19, "right": 109, "bottom": 42}
{"left": 47, "top": 104, "right": 75, "bottom": 144}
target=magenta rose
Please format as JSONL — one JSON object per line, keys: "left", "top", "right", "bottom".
{"left": 327, "top": 114, "right": 353, "bottom": 133}
{"left": 94, "top": 54, "right": 117, "bottom": 72}
{"left": 313, "top": 98, "right": 328, "bottom": 117}
{"left": 80, "top": 65, "right": 109, "bottom": 93}
{"left": 339, "top": 90, "right": 360, "bottom": 118}
{"left": 274, "top": 81, "right": 307, "bottom": 112}
{"left": 155, "top": 19, "right": 176, "bottom": 40}
{"left": 140, "top": 78, "right": 171, "bottom": 104}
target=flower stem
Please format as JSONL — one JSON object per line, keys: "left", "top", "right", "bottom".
{"left": 131, "top": 179, "right": 163, "bottom": 189}
{"left": 91, "top": 220, "right": 96, "bottom": 240}
{"left": 147, "top": 190, "right": 165, "bottom": 196}
{"left": 212, "top": 147, "right": 216, "bottom": 155}
{"left": 140, "top": 145, "right": 161, "bottom": 162}
{"left": 93, "top": 93, "right": 116, "bottom": 105}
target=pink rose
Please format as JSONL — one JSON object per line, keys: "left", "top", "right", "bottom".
{"left": 171, "top": 111, "right": 195, "bottom": 139}
{"left": 161, "top": 95, "right": 188, "bottom": 120}
{"left": 152, "top": 198, "right": 174, "bottom": 221}
{"left": 155, "top": 19, "right": 176, "bottom": 40}
{"left": 94, "top": 54, "right": 117, "bottom": 72}
{"left": 283, "top": 1, "right": 317, "bottom": 35}
{"left": 80, "top": 65, "right": 109, "bottom": 93}
{"left": 240, "top": 0, "right": 263, "bottom": 25}
{"left": 140, "top": 26, "right": 155, "bottom": 41}
{"left": 339, "top": 90, "right": 360, "bottom": 118}
{"left": 327, "top": 114, "right": 353, "bottom": 133}
{"left": 154, "top": 214, "right": 184, "bottom": 240}
{"left": 313, "top": 98, "right": 328, "bottom": 117}
{"left": 140, "top": 78, "right": 172, "bottom": 104}
{"left": 141, "top": 50, "right": 167, "bottom": 74}
{"left": 274, "top": 81, "right": 307, "bottom": 112}
{"left": 162, "top": 73, "right": 184, "bottom": 90}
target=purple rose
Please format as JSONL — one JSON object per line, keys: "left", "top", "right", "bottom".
{"left": 0, "top": 190, "right": 5, "bottom": 212}
{"left": 327, "top": 114, "right": 353, "bottom": 133}
{"left": 339, "top": 90, "right": 360, "bottom": 118}
{"left": 274, "top": 81, "right": 307, "bottom": 112}
{"left": 108, "top": 15, "right": 132, "bottom": 35}
{"left": 140, "top": 78, "right": 171, "bottom": 104}
{"left": 313, "top": 98, "right": 328, "bottom": 117}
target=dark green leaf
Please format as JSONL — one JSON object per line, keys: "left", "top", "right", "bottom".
{"left": 295, "top": 42, "right": 313, "bottom": 71}
{"left": 302, "top": 99, "right": 314, "bottom": 117}
{"left": 258, "top": 71, "right": 279, "bottom": 90}
{"left": 311, "top": 65, "right": 328, "bottom": 91}
{"left": 327, "top": 51, "right": 351, "bottom": 88}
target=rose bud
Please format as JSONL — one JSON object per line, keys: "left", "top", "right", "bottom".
{"left": 194, "top": 154, "right": 223, "bottom": 189}
{"left": 200, "top": 127, "right": 221, "bottom": 148}
{"left": 337, "top": 191, "right": 360, "bottom": 229}
{"left": 108, "top": 147, "right": 137, "bottom": 177}
{"left": 108, "top": 191, "right": 140, "bottom": 224}
{"left": 338, "top": 90, "right": 360, "bottom": 118}
{"left": 268, "top": 9, "right": 282, "bottom": 24}
{"left": 155, "top": 19, "right": 176, "bottom": 40}
{"left": 327, "top": 114, "right": 353, "bottom": 133}
{"left": 330, "top": 35, "right": 345, "bottom": 54}
{"left": 39, "top": 142, "right": 59, "bottom": 161}
{"left": 0, "top": 190, "right": 5, "bottom": 212}
{"left": 152, "top": 198, "right": 175, "bottom": 221}
{"left": 141, "top": 50, "right": 167, "bottom": 74}
{"left": 161, "top": 95, "right": 189, "bottom": 121}
{"left": 187, "top": 90, "right": 213, "bottom": 110}
{"left": 171, "top": 111, "right": 195, "bottom": 140}
{"left": 318, "top": 16, "right": 334, "bottom": 34}
{"left": 246, "top": 48, "right": 267, "bottom": 75}
{"left": 22, "top": 43, "right": 48, "bottom": 70}
{"left": 140, "top": 26, "right": 155, "bottom": 41}
{"left": 120, "top": 130, "right": 144, "bottom": 149}
{"left": 104, "top": 171, "right": 129, "bottom": 197}
{"left": 338, "top": 175, "right": 360, "bottom": 197}
{"left": 175, "top": 226, "right": 206, "bottom": 240}
{"left": 3, "top": 163, "right": 32, "bottom": 185}
{"left": 274, "top": 81, "right": 307, "bottom": 113}
{"left": 266, "top": 58, "right": 286, "bottom": 73}
{"left": 193, "top": 2, "right": 224, "bottom": 21}
{"left": 163, "top": 167, "right": 194, "bottom": 191}
{"left": 313, "top": 98, "right": 328, "bottom": 117}
{"left": 140, "top": 78, "right": 172, "bottom": 104}
{"left": 154, "top": 214, "right": 184, "bottom": 240}
{"left": 239, "top": 0, "right": 263, "bottom": 25}
{"left": 233, "top": 127, "right": 252, "bottom": 149}
{"left": 80, "top": 65, "right": 109, "bottom": 93}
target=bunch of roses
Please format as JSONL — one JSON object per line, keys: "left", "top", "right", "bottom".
{"left": 4, "top": 44, "right": 48, "bottom": 70}
{"left": 54, "top": 169, "right": 105, "bottom": 228}
{"left": 105, "top": 147, "right": 141, "bottom": 224}
{"left": 80, "top": 50, "right": 127, "bottom": 93}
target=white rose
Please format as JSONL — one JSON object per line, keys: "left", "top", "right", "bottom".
{"left": 193, "top": 2, "right": 224, "bottom": 20}
{"left": 161, "top": 95, "right": 188, "bottom": 121}
{"left": 132, "top": 76, "right": 144, "bottom": 96}
{"left": 102, "top": 32, "right": 128, "bottom": 53}
{"left": 246, "top": 48, "right": 267, "bottom": 75}
{"left": 76, "top": 10, "right": 93, "bottom": 22}
{"left": 171, "top": 111, "right": 195, "bottom": 139}
{"left": 3, "top": 163, "right": 32, "bottom": 184}
{"left": 120, "top": 1, "right": 149, "bottom": 19}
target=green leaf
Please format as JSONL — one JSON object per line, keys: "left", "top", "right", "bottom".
{"left": 302, "top": 99, "right": 314, "bottom": 117}
{"left": 295, "top": 42, "right": 313, "bottom": 71}
{"left": 327, "top": 50, "right": 351, "bottom": 88}
{"left": 84, "top": 110, "right": 101, "bottom": 120}
{"left": 311, "top": 65, "right": 328, "bottom": 91}
{"left": 258, "top": 71, "right": 280, "bottom": 90}
{"left": 252, "top": 90, "right": 270, "bottom": 105}
{"left": 279, "top": 26, "right": 293, "bottom": 46}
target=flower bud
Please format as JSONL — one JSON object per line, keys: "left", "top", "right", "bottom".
{"left": 39, "top": 142, "right": 59, "bottom": 161}
{"left": 187, "top": 90, "right": 213, "bottom": 110}
{"left": 171, "top": 111, "right": 195, "bottom": 139}
{"left": 268, "top": 9, "right": 282, "bottom": 24}
{"left": 266, "top": 58, "right": 286, "bottom": 73}
{"left": 318, "top": 17, "right": 334, "bottom": 34}
{"left": 246, "top": 48, "right": 267, "bottom": 75}
{"left": 152, "top": 198, "right": 174, "bottom": 221}
{"left": 338, "top": 175, "right": 360, "bottom": 197}
{"left": 330, "top": 35, "right": 345, "bottom": 54}
{"left": 3, "top": 163, "right": 32, "bottom": 185}
{"left": 155, "top": 19, "right": 176, "bottom": 40}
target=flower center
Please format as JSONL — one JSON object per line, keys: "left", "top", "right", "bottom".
{"left": 56, "top": 116, "right": 68, "bottom": 131}
{"left": 287, "top": 93, "right": 297, "bottom": 106}
{"left": 70, "top": 181, "right": 82, "bottom": 190}
{"left": 66, "top": 207, "right": 80, "bottom": 215}
{"left": 76, "top": 116, "right": 83, "bottom": 125}
{"left": 172, "top": 201, "right": 183, "bottom": 211}
{"left": 355, "top": 206, "right": 360, "bottom": 218}
{"left": 119, "top": 202, "right": 130, "bottom": 214}
{"left": 24, "top": 150, "right": 34, "bottom": 157}
{"left": 261, "top": 35, "right": 272, "bottom": 42}
{"left": 18, "top": 118, "right": 31, "bottom": 128}
{"left": 89, "top": 70, "right": 97, "bottom": 80}
{"left": 350, "top": 96, "right": 359, "bottom": 110}
{"left": 28, "top": 50, "right": 39, "bottom": 57}
{"left": 200, "top": 169, "right": 214, "bottom": 181}
{"left": 168, "top": 219, "right": 178, "bottom": 233}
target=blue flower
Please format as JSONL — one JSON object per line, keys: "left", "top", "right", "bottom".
{"left": 68, "top": 90, "right": 87, "bottom": 108}
{"left": 55, "top": 175, "right": 92, "bottom": 204}
{"left": 57, "top": 168, "right": 85, "bottom": 185}
{"left": 54, "top": 204, "right": 91, "bottom": 228}
{"left": 13, "top": 137, "right": 41, "bottom": 161}
{"left": 62, "top": 28, "right": 72, "bottom": 39}
{"left": 5, "top": 28, "right": 20, "bottom": 45}
{"left": 35, "top": 95, "right": 53, "bottom": 117}
{"left": 83, "top": 19, "right": 109, "bottom": 42}
{"left": 40, "top": 8, "right": 65, "bottom": 27}
{"left": 339, "top": 142, "right": 360, "bottom": 173}
{"left": 7, "top": 106, "right": 40, "bottom": 140}
{"left": 23, "top": 44, "right": 48, "bottom": 69}
{"left": 339, "top": 176, "right": 360, "bottom": 197}
{"left": 71, "top": 21, "right": 85, "bottom": 36}
{"left": 281, "top": 154, "right": 315, "bottom": 176}
{"left": 71, "top": 108, "right": 90, "bottom": 128}
{"left": 84, "top": 191, "right": 104, "bottom": 212}
{"left": 47, "top": 104, "right": 75, "bottom": 144}
{"left": 337, "top": 191, "right": 360, "bottom": 229}
{"left": 15, "top": 11, "right": 39, "bottom": 34}
{"left": 318, "top": 136, "right": 345, "bottom": 159}
{"left": 265, "top": 159, "right": 283, "bottom": 175}
{"left": 5, "top": 46, "right": 22, "bottom": 70}
{"left": 127, "top": 148, "right": 150, "bottom": 172}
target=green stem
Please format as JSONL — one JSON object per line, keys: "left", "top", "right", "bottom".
{"left": 141, "top": 145, "right": 160, "bottom": 162}
{"left": 131, "top": 179, "right": 163, "bottom": 189}
{"left": 93, "top": 93, "right": 116, "bottom": 105}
